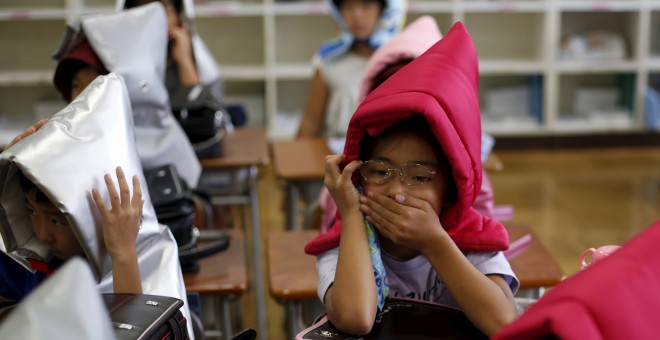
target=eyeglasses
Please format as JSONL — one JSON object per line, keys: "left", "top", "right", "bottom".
{"left": 359, "top": 160, "right": 438, "bottom": 186}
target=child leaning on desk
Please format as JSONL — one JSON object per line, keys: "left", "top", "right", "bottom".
{"left": 304, "top": 22, "right": 519, "bottom": 336}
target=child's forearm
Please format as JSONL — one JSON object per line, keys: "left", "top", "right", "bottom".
{"left": 176, "top": 58, "right": 199, "bottom": 87}
{"left": 425, "top": 235, "right": 517, "bottom": 336}
{"left": 326, "top": 209, "right": 378, "bottom": 335}
{"left": 297, "top": 71, "right": 327, "bottom": 138}
{"left": 110, "top": 249, "right": 142, "bottom": 294}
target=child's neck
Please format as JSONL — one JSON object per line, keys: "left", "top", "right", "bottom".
{"left": 350, "top": 42, "right": 375, "bottom": 58}
{"left": 379, "top": 236, "right": 420, "bottom": 261}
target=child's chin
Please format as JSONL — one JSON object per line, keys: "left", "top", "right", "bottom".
{"left": 50, "top": 250, "right": 70, "bottom": 261}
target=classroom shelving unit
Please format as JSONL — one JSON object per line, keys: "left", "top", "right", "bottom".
{"left": 2, "top": 0, "right": 660, "bottom": 142}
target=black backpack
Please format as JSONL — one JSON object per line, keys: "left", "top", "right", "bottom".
{"left": 103, "top": 293, "right": 188, "bottom": 340}
{"left": 170, "top": 84, "right": 227, "bottom": 159}
{"left": 143, "top": 164, "right": 229, "bottom": 273}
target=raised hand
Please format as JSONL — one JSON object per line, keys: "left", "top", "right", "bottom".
{"left": 5, "top": 118, "right": 48, "bottom": 149}
{"left": 323, "top": 154, "right": 362, "bottom": 214}
{"left": 92, "top": 166, "right": 144, "bottom": 294}
{"left": 360, "top": 192, "right": 446, "bottom": 255}
{"left": 92, "top": 166, "right": 143, "bottom": 260}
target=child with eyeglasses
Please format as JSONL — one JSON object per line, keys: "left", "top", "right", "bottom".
{"left": 304, "top": 22, "right": 519, "bottom": 336}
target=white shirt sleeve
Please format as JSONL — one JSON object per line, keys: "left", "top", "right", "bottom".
{"left": 315, "top": 247, "right": 339, "bottom": 303}
{"left": 467, "top": 251, "right": 520, "bottom": 294}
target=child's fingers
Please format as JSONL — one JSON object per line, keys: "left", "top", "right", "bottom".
{"left": 324, "top": 154, "right": 345, "bottom": 184}
{"left": 341, "top": 160, "right": 363, "bottom": 177}
{"left": 377, "top": 192, "right": 430, "bottom": 212}
{"left": 366, "top": 213, "right": 396, "bottom": 238}
{"left": 397, "top": 194, "right": 437, "bottom": 214}
{"left": 10, "top": 119, "right": 48, "bottom": 146}
{"left": 364, "top": 193, "right": 405, "bottom": 216}
{"left": 115, "top": 167, "right": 130, "bottom": 209}
{"left": 8, "top": 129, "right": 32, "bottom": 147}
{"left": 92, "top": 188, "right": 109, "bottom": 217}
{"left": 131, "top": 175, "right": 142, "bottom": 209}
{"left": 104, "top": 173, "right": 120, "bottom": 209}
{"left": 324, "top": 154, "right": 344, "bottom": 174}
{"left": 362, "top": 195, "right": 402, "bottom": 225}
{"left": 33, "top": 118, "right": 48, "bottom": 131}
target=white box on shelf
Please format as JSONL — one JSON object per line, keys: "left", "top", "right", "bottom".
{"left": 484, "top": 85, "right": 530, "bottom": 118}
{"left": 573, "top": 87, "right": 621, "bottom": 116}
{"left": 482, "top": 115, "right": 540, "bottom": 135}
{"left": 555, "top": 110, "right": 633, "bottom": 133}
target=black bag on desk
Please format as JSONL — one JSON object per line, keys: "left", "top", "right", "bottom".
{"left": 296, "top": 298, "right": 487, "bottom": 340}
{"left": 103, "top": 293, "right": 188, "bottom": 340}
{"left": 171, "top": 84, "right": 227, "bottom": 159}
{"left": 144, "top": 164, "right": 230, "bottom": 273}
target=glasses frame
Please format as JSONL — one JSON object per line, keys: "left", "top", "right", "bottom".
{"left": 359, "top": 160, "right": 438, "bottom": 186}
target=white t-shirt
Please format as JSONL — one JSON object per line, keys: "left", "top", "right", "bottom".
{"left": 316, "top": 247, "right": 519, "bottom": 308}
{"left": 313, "top": 52, "right": 369, "bottom": 138}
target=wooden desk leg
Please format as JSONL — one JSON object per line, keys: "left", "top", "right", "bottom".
{"left": 248, "top": 165, "right": 268, "bottom": 339}
{"left": 286, "top": 182, "right": 301, "bottom": 231}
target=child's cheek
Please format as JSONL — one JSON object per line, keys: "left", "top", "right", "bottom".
{"left": 361, "top": 182, "right": 382, "bottom": 196}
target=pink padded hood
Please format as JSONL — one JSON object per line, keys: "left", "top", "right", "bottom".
{"left": 306, "top": 22, "right": 509, "bottom": 255}
{"left": 494, "top": 219, "right": 660, "bottom": 340}
{"left": 358, "top": 15, "right": 443, "bottom": 101}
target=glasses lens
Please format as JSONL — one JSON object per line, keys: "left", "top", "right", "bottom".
{"left": 402, "top": 164, "right": 437, "bottom": 186}
{"left": 360, "top": 161, "right": 390, "bottom": 184}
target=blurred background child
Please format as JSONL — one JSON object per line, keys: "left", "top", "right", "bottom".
{"left": 52, "top": 2, "right": 201, "bottom": 188}
{"left": 120, "top": 0, "right": 225, "bottom": 109}
{"left": 296, "top": 0, "right": 405, "bottom": 139}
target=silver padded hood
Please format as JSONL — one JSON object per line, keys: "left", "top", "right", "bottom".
{"left": 0, "top": 73, "right": 193, "bottom": 337}
{"left": 0, "top": 73, "right": 160, "bottom": 279}
{"left": 0, "top": 258, "right": 115, "bottom": 340}
{"left": 114, "top": 0, "right": 222, "bottom": 85}
{"left": 71, "top": 3, "right": 201, "bottom": 187}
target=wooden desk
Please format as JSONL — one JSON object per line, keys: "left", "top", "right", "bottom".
{"left": 506, "top": 224, "right": 565, "bottom": 291}
{"left": 198, "top": 128, "right": 269, "bottom": 338}
{"left": 271, "top": 138, "right": 329, "bottom": 230}
{"left": 267, "top": 225, "right": 565, "bottom": 337}
{"left": 266, "top": 230, "right": 319, "bottom": 337}
{"left": 184, "top": 229, "right": 247, "bottom": 340}
{"left": 201, "top": 128, "right": 269, "bottom": 170}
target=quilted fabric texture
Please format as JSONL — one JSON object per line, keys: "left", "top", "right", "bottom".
{"left": 494, "top": 219, "right": 660, "bottom": 340}
{"left": 305, "top": 22, "right": 509, "bottom": 255}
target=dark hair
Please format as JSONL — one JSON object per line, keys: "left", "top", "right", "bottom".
{"left": 358, "top": 115, "right": 458, "bottom": 206}
{"left": 369, "top": 58, "right": 413, "bottom": 94}
{"left": 333, "top": 0, "right": 386, "bottom": 10}
{"left": 18, "top": 171, "right": 51, "bottom": 204}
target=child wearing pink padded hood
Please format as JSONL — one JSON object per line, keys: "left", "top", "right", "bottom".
{"left": 316, "top": 16, "right": 512, "bottom": 234}
{"left": 306, "top": 22, "right": 519, "bottom": 336}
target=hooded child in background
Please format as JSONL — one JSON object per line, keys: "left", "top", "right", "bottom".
{"left": 52, "top": 2, "right": 201, "bottom": 188}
